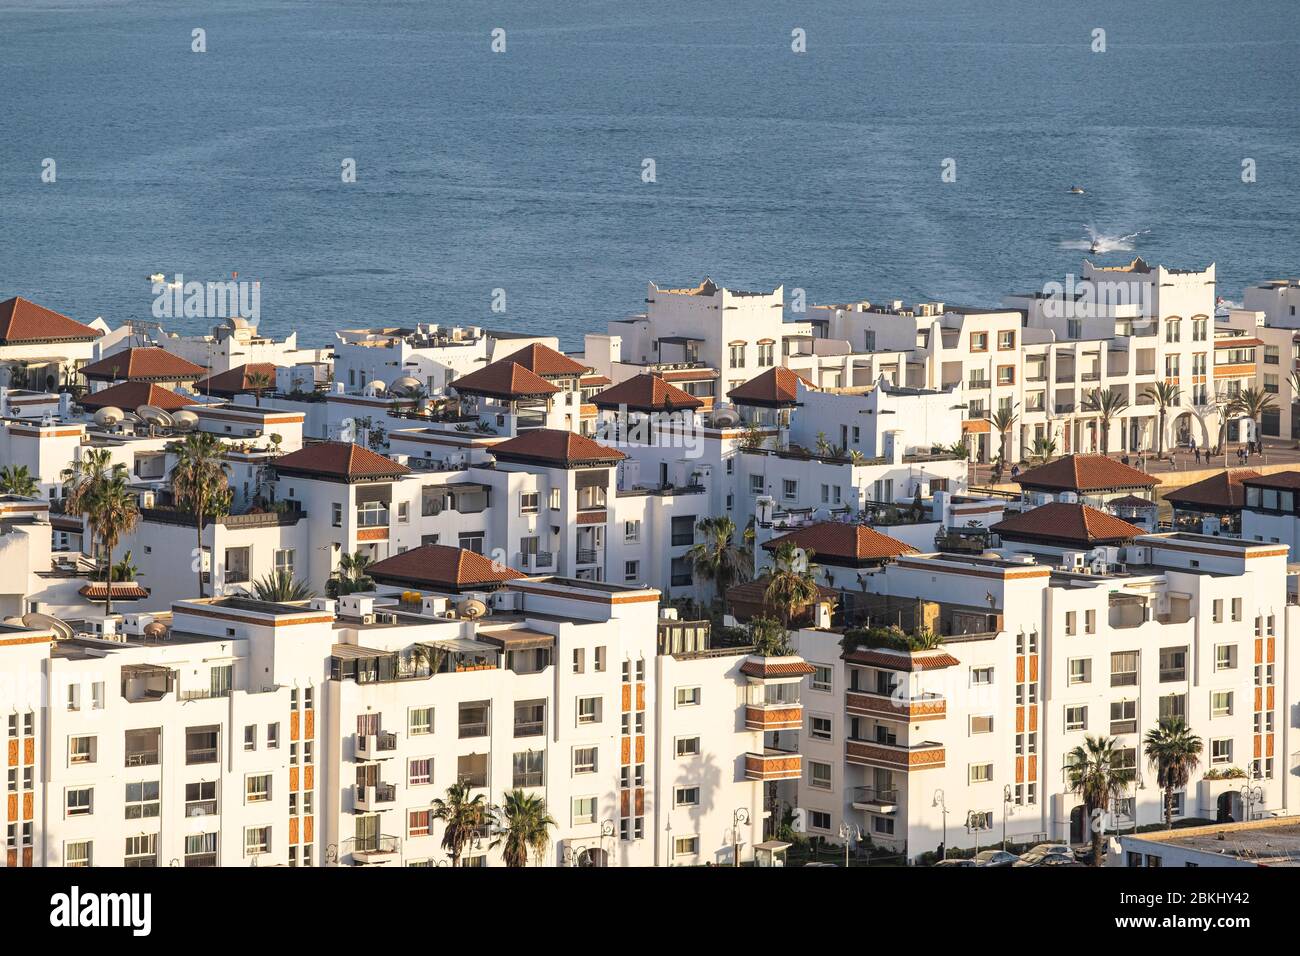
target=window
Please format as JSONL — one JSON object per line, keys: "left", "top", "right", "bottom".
{"left": 750, "top": 475, "right": 764, "bottom": 494}
{"left": 1064, "top": 611, "right": 1076, "bottom": 636}
{"left": 1084, "top": 609, "right": 1096, "bottom": 634}
{"left": 757, "top": 342, "right": 774, "bottom": 367}
{"left": 1065, "top": 705, "right": 1087, "bottom": 731}
{"left": 809, "top": 715, "right": 832, "bottom": 740}
{"left": 1165, "top": 318, "right": 1180, "bottom": 343}
{"left": 670, "top": 556, "right": 693, "bottom": 587}
{"left": 572, "top": 647, "right": 585, "bottom": 674}
{"left": 244, "top": 826, "right": 271, "bottom": 856}
{"left": 67, "top": 683, "right": 81, "bottom": 711}
{"left": 969, "top": 763, "right": 994, "bottom": 784}
{"left": 728, "top": 344, "right": 745, "bottom": 369}
{"left": 1211, "top": 738, "right": 1232, "bottom": 765}
{"left": 267, "top": 723, "right": 279, "bottom": 749}
{"left": 408, "top": 758, "right": 432, "bottom": 786}
{"left": 782, "top": 479, "right": 798, "bottom": 502}
{"left": 1211, "top": 690, "right": 1233, "bottom": 718}
{"left": 409, "top": 707, "right": 433, "bottom": 736}
{"left": 970, "top": 667, "right": 993, "bottom": 686}
{"left": 675, "top": 737, "right": 701, "bottom": 758}
{"left": 997, "top": 365, "right": 1014, "bottom": 386}
{"left": 970, "top": 715, "right": 994, "bottom": 735}
{"left": 1110, "top": 700, "right": 1137, "bottom": 735}
{"left": 810, "top": 665, "right": 832, "bottom": 693}
{"left": 1159, "top": 693, "right": 1186, "bottom": 723}
{"left": 576, "top": 696, "right": 602, "bottom": 725}
{"left": 65, "top": 841, "right": 92, "bottom": 868}
{"left": 457, "top": 753, "right": 488, "bottom": 788}
{"left": 186, "top": 726, "right": 219, "bottom": 764}
{"left": 808, "top": 760, "right": 832, "bottom": 790}
{"left": 674, "top": 835, "right": 701, "bottom": 857}
{"left": 1068, "top": 658, "right": 1091, "bottom": 685}
{"left": 1215, "top": 645, "right": 1237, "bottom": 671}
{"left": 675, "top": 686, "right": 700, "bottom": 707}
{"left": 408, "top": 809, "right": 431, "bottom": 838}
{"left": 674, "top": 787, "right": 700, "bottom": 808}
{"left": 573, "top": 747, "right": 597, "bottom": 774}
{"left": 65, "top": 787, "right": 93, "bottom": 817}
{"left": 624, "top": 560, "right": 640, "bottom": 583}
{"left": 1110, "top": 651, "right": 1138, "bottom": 687}
{"left": 514, "top": 700, "right": 545, "bottom": 737}
{"left": 273, "top": 548, "right": 295, "bottom": 578}
{"left": 970, "top": 331, "right": 988, "bottom": 352}
{"left": 595, "top": 647, "right": 606, "bottom": 672}
{"left": 458, "top": 701, "right": 490, "bottom": 738}
{"left": 1159, "top": 646, "right": 1187, "bottom": 682}
{"left": 225, "top": 546, "right": 250, "bottom": 583}
{"left": 185, "top": 781, "right": 218, "bottom": 817}
{"left": 572, "top": 796, "right": 596, "bottom": 825}
{"left": 244, "top": 725, "right": 257, "bottom": 751}
{"left": 1212, "top": 599, "right": 1223, "bottom": 623}
{"left": 185, "top": 832, "right": 218, "bottom": 867}
{"left": 245, "top": 774, "right": 272, "bottom": 803}
{"left": 69, "top": 735, "right": 96, "bottom": 765}
{"left": 125, "top": 834, "right": 157, "bottom": 867}
{"left": 808, "top": 810, "right": 832, "bottom": 832}
{"left": 670, "top": 515, "right": 695, "bottom": 547}
{"left": 125, "top": 781, "right": 160, "bottom": 819}
{"left": 331, "top": 502, "right": 343, "bottom": 526}
{"left": 998, "top": 330, "right": 1016, "bottom": 350}
{"left": 513, "top": 750, "right": 545, "bottom": 788}
{"left": 520, "top": 492, "right": 539, "bottom": 514}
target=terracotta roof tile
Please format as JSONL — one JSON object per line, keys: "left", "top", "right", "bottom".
{"left": 991, "top": 502, "right": 1143, "bottom": 545}
{"left": 762, "top": 522, "right": 916, "bottom": 565}
{"left": 273, "top": 441, "right": 410, "bottom": 481}
{"left": 193, "top": 363, "right": 281, "bottom": 398}
{"left": 451, "top": 361, "right": 561, "bottom": 399}
{"left": 78, "top": 381, "right": 196, "bottom": 412}
{"left": 78, "top": 581, "right": 150, "bottom": 601}
{"left": 843, "top": 647, "right": 961, "bottom": 672}
{"left": 1241, "top": 471, "right": 1300, "bottom": 491}
{"left": 1164, "top": 470, "right": 1260, "bottom": 510}
{"left": 726, "top": 367, "right": 814, "bottom": 407}
{"left": 490, "top": 428, "right": 625, "bottom": 468}
{"left": 368, "top": 544, "right": 524, "bottom": 591}
{"left": 590, "top": 373, "right": 703, "bottom": 413}
{"left": 1015, "top": 454, "right": 1159, "bottom": 492}
{"left": 0, "top": 296, "right": 102, "bottom": 344}
{"left": 81, "top": 347, "right": 206, "bottom": 383}
{"left": 739, "top": 657, "right": 816, "bottom": 678}
{"left": 496, "top": 342, "right": 589, "bottom": 377}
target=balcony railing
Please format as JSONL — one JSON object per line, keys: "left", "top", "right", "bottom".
{"left": 514, "top": 719, "right": 545, "bottom": 738}
{"left": 1159, "top": 668, "right": 1186, "bottom": 683}
{"left": 185, "top": 747, "right": 218, "bottom": 765}
{"left": 184, "top": 854, "right": 218, "bottom": 868}
{"left": 356, "top": 731, "right": 398, "bottom": 759}
{"left": 356, "top": 508, "right": 389, "bottom": 528}
{"left": 458, "top": 721, "right": 489, "bottom": 739}
{"left": 355, "top": 783, "right": 397, "bottom": 811}
{"left": 125, "top": 751, "right": 160, "bottom": 768}
{"left": 743, "top": 702, "right": 804, "bottom": 731}
{"left": 352, "top": 835, "right": 401, "bottom": 864}
{"left": 575, "top": 549, "right": 598, "bottom": 565}
{"left": 516, "top": 551, "right": 555, "bottom": 573}
{"left": 851, "top": 786, "right": 900, "bottom": 811}
{"left": 743, "top": 748, "right": 802, "bottom": 781}
{"left": 845, "top": 738, "right": 945, "bottom": 771}
{"left": 185, "top": 800, "right": 218, "bottom": 817}
{"left": 846, "top": 689, "right": 946, "bottom": 721}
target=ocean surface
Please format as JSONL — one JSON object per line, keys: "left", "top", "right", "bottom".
{"left": 1, "top": 0, "right": 1298, "bottom": 350}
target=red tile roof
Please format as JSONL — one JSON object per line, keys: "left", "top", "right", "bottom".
{"left": 496, "top": 342, "right": 589, "bottom": 377}
{"left": 762, "top": 522, "right": 916, "bottom": 565}
{"left": 193, "top": 363, "right": 281, "bottom": 398}
{"left": 78, "top": 581, "right": 150, "bottom": 601}
{"left": 1241, "top": 471, "right": 1300, "bottom": 491}
{"left": 726, "top": 367, "right": 813, "bottom": 407}
{"left": 78, "top": 381, "right": 196, "bottom": 412}
{"left": 273, "top": 441, "right": 410, "bottom": 481}
{"left": 451, "top": 361, "right": 561, "bottom": 399}
{"left": 368, "top": 545, "right": 524, "bottom": 591}
{"left": 81, "top": 347, "right": 206, "bottom": 383}
{"left": 843, "top": 647, "right": 962, "bottom": 672}
{"left": 992, "top": 502, "right": 1143, "bottom": 546}
{"left": 0, "top": 296, "right": 102, "bottom": 344}
{"left": 739, "top": 657, "right": 816, "bottom": 678}
{"left": 490, "top": 428, "right": 625, "bottom": 468}
{"left": 1164, "top": 470, "right": 1260, "bottom": 511}
{"left": 590, "top": 373, "right": 703, "bottom": 413}
{"left": 1015, "top": 454, "right": 1159, "bottom": 492}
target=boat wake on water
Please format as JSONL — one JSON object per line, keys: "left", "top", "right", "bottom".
{"left": 1061, "top": 225, "right": 1151, "bottom": 255}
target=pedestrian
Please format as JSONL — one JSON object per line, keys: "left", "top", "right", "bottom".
{"left": 1194, "top": 447, "right": 1201, "bottom": 465}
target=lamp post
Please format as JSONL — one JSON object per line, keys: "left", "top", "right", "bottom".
{"left": 1002, "top": 784, "right": 1013, "bottom": 851}
{"left": 967, "top": 811, "right": 981, "bottom": 856}
{"left": 1240, "top": 768, "right": 1264, "bottom": 823}
{"left": 732, "top": 808, "right": 750, "bottom": 867}
{"left": 838, "top": 821, "right": 862, "bottom": 868}
{"left": 933, "top": 789, "right": 947, "bottom": 859}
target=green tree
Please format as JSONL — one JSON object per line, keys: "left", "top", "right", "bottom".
{"left": 0, "top": 464, "right": 39, "bottom": 497}
{"left": 749, "top": 615, "right": 793, "bottom": 656}
{"left": 1143, "top": 718, "right": 1203, "bottom": 830}
{"left": 1084, "top": 388, "right": 1128, "bottom": 455}
{"left": 1143, "top": 382, "right": 1180, "bottom": 458}
{"left": 1230, "top": 386, "right": 1276, "bottom": 453}
{"left": 763, "top": 540, "right": 821, "bottom": 628}
{"left": 430, "top": 780, "right": 489, "bottom": 867}
{"left": 1065, "top": 735, "right": 1133, "bottom": 867}
{"left": 1030, "top": 436, "right": 1058, "bottom": 464}
{"left": 687, "top": 516, "right": 753, "bottom": 606}
{"left": 492, "top": 789, "right": 556, "bottom": 867}
{"left": 245, "top": 370, "right": 274, "bottom": 407}
{"left": 169, "top": 432, "right": 231, "bottom": 598}
{"left": 85, "top": 470, "right": 140, "bottom": 617}
{"left": 985, "top": 406, "right": 1018, "bottom": 477}
{"left": 251, "top": 570, "right": 315, "bottom": 602}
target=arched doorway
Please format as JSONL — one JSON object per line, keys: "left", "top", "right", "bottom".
{"left": 1069, "top": 804, "right": 1087, "bottom": 844}
{"left": 576, "top": 847, "right": 608, "bottom": 867}
{"left": 1216, "top": 792, "right": 1241, "bottom": 823}
{"left": 1169, "top": 410, "right": 1211, "bottom": 451}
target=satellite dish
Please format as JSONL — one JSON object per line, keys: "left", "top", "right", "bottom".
{"left": 143, "top": 621, "right": 169, "bottom": 639}
{"left": 93, "top": 406, "right": 125, "bottom": 427}
{"left": 136, "top": 405, "right": 175, "bottom": 429}
{"left": 391, "top": 376, "right": 422, "bottom": 392}
{"left": 711, "top": 407, "right": 740, "bottom": 427}
{"left": 21, "top": 612, "right": 75, "bottom": 641}
{"left": 457, "top": 598, "right": 488, "bottom": 620}
{"left": 171, "top": 409, "right": 199, "bottom": 430}
{"left": 363, "top": 380, "right": 387, "bottom": 397}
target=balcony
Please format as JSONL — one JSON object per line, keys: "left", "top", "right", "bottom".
{"left": 575, "top": 548, "right": 598, "bottom": 565}
{"left": 352, "top": 835, "right": 401, "bottom": 865}
{"left": 355, "top": 783, "right": 397, "bottom": 812}
{"left": 516, "top": 551, "right": 555, "bottom": 574}
{"left": 845, "top": 689, "right": 946, "bottom": 722}
{"left": 356, "top": 731, "right": 398, "bottom": 760}
{"left": 743, "top": 748, "right": 802, "bottom": 781}
{"left": 845, "top": 738, "right": 945, "bottom": 771}
{"left": 851, "top": 786, "right": 900, "bottom": 813}
{"left": 514, "top": 719, "right": 545, "bottom": 738}
{"left": 743, "top": 702, "right": 804, "bottom": 731}
{"left": 966, "top": 379, "right": 989, "bottom": 391}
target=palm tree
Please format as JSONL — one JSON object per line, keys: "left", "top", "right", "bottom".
{"left": 1143, "top": 382, "right": 1180, "bottom": 458}
{"left": 1030, "top": 436, "right": 1058, "bottom": 464}
{"left": 169, "top": 432, "right": 231, "bottom": 598}
{"left": 1084, "top": 388, "right": 1128, "bottom": 455}
{"left": 245, "top": 370, "right": 274, "bottom": 407}
{"left": 1230, "top": 386, "right": 1276, "bottom": 455}
{"left": 687, "top": 516, "right": 753, "bottom": 607}
{"left": 86, "top": 471, "right": 140, "bottom": 617}
{"left": 763, "top": 540, "right": 821, "bottom": 628}
{"left": 985, "top": 406, "right": 1017, "bottom": 479}
{"left": 251, "top": 570, "right": 315, "bottom": 602}
{"left": 62, "top": 448, "right": 114, "bottom": 519}
{"left": 1143, "top": 718, "right": 1202, "bottom": 829}
{"left": 749, "top": 615, "right": 793, "bottom": 656}
{"left": 1065, "top": 735, "right": 1134, "bottom": 867}
{"left": 430, "top": 780, "right": 489, "bottom": 867}
{"left": 492, "top": 789, "right": 555, "bottom": 867}
{"left": 331, "top": 551, "right": 375, "bottom": 597}
{"left": 0, "top": 464, "right": 39, "bottom": 497}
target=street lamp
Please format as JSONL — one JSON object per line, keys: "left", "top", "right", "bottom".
{"left": 838, "top": 821, "right": 862, "bottom": 867}
{"left": 1002, "top": 785, "right": 1014, "bottom": 851}
{"left": 933, "top": 789, "right": 948, "bottom": 859}
{"left": 1240, "top": 767, "right": 1264, "bottom": 823}
{"left": 732, "top": 808, "right": 750, "bottom": 867}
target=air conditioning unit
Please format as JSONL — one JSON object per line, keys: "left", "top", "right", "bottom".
{"left": 361, "top": 613, "right": 376, "bottom": 625}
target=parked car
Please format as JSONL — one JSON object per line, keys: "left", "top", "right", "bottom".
{"left": 1028, "top": 843, "right": 1073, "bottom": 857}
{"left": 1013, "top": 845, "right": 1071, "bottom": 867}
{"left": 1037, "top": 854, "right": 1086, "bottom": 867}
{"left": 803, "top": 862, "right": 839, "bottom": 867}
{"left": 972, "top": 850, "right": 1019, "bottom": 868}
{"left": 933, "top": 858, "right": 976, "bottom": 867}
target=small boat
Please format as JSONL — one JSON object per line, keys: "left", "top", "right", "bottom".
{"left": 147, "top": 273, "right": 165, "bottom": 284}
{"left": 1089, "top": 240, "right": 1101, "bottom": 254}
{"left": 1069, "top": 186, "right": 1086, "bottom": 195}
